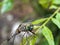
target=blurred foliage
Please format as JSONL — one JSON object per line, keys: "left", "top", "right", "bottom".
{"left": 0, "top": 0, "right": 60, "bottom": 45}
{"left": 39, "top": 0, "right": 53, "bottom": 8}
{"left": 32, "top": 18, "right": 47, "bottom": 25}
{"left": 42, "top": 26, "right": 55, "bottom": 45}
{"left": 52, "top": 13, "right": 60, "bottom": 29}
{"left": 1, "top": 0, "right": 14, "bottom": 14}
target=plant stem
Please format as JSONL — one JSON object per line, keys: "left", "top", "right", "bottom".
{"left": 35, "top": 7, "right": 60, "bottom": 33}
{"left": 40, "top": 7, "right": 60, "bottom": 28}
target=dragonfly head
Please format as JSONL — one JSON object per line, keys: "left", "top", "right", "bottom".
{"left": 26, "top": 24, "right": 34, "bottom": 32}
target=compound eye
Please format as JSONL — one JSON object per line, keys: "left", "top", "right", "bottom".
{"left": 27, "top": 24, "right": 34, "bottom": 31}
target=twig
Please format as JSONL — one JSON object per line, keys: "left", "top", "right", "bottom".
{"left": 40, "top": 7, "right": 60, "bottom": 28}
{"left": 36, "top": 7, "right": 60, "bottom": 33}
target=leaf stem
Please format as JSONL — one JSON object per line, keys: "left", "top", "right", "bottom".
{"left": 35, "top": 7, "right": 60, "bottom": 33}
{"left": 40, "top": 7, "right": 60, "bottom": 28}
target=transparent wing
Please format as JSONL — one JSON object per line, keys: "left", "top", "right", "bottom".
{"left": 20, "top": 31, "right": 38, "bottom": 45}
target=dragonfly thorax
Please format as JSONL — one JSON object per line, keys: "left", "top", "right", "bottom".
{"left": 18, "top": 23, "right": 34, "bottom": 32}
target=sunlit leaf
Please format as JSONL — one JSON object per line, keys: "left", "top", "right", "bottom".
{"left": 42, "top": 26, "right": 55, "bottom": 45}
{"left": 53, "top": 0, "right": 60, "bottom": 4}
{"left": 30, "top": 36, "right": 38, "bottom": 45}
{"left": 1, "top": 0, "right": 13, "bottom": 14}
{"left": 52, "top": 18, "right": 60, "bottom": 29}
{"left": 49, "top": 0, "right": 60, "bottom": 9}
{"left": 49, "top": 5, "right": 58, "bottom": 9}
{"left": 38, "top": 0, "right": 53, "bottom": 8}
{"left": 56, "top": 13, "right": 60, "bottom": 22}
{"left": 51, "top": 13, "right": 60, "bottom": 29}
{"left": 32, "top": 18, "right": 47, "bottom": 25}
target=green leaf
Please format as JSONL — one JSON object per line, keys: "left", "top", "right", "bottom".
{"left": 55, "top": 35, "right": 60, "bottom": 45}
{"left": 0, "top": 2, "right": 3, "bottom": 7}
{"left": 1, "top": 0, "right": 13, "bottom": 14}
{"left": 49, "top": 5, "right": 58, "bottom": 9}
{"left": 56, "top": 13, "right": 60, "bottom": 22}
{"left": 20, "top": 35, "right": 37, "bottom": 45}
{"left": 49, "top": 0, "right": 60, "bottom": 9}
{"left": 52, "top": 18, "right": 60, "bottom": 28}
{"left": 20, "top": 37, "right": 26, "bottom": 45}
{"left": 53, "top": 0, "right": 60, "bottom": 4}
{"left": 42, "top": 26, "right": 55, "bottom": 45}
{"left": 51, "top": 13, "right": 60, "bottom": 29}
{"left": 38, "top": 0, "right": 53, "bottom": 8}
{"left": 32, "top": 18, "right": 47, "bottom": 25}
{"left": 30, "top": 36, "right": 38, "bottom": 45}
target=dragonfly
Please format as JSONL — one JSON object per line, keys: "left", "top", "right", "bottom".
{"left": 6, "top": 23, "right": 38, "bottom": 45}
{"left": 1, "top": 18, "right": 46, "bottom": 45}
{"left": 8, "top": 23, "right": 35, "bottom": 40}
